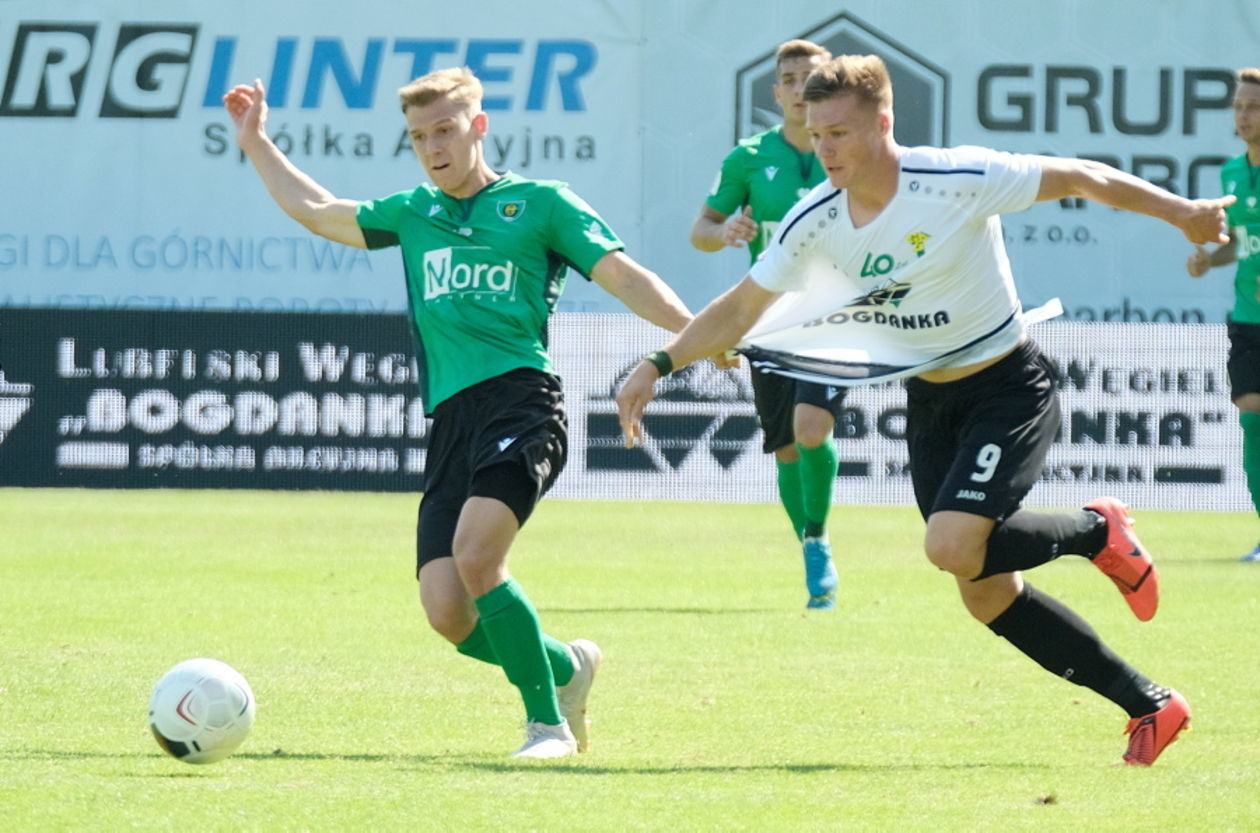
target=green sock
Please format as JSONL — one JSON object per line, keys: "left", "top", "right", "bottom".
{"left": 797, "top": 441, "right": 838, "bottom": 539}
{"left": 473, "top": 579, "right": 563, "bottom": 725}
{"left": 1241, "top": 412, "right": 1260, "bottom": 518}
{"left": 776, "top": 459, "right": 808, "bottom": 540}
{"left": 455, "top": 622, "right": 575, "bottom": 686}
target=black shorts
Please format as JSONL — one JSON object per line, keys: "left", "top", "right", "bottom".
{"left": 1227, "top": 318, "right": 1260, "bottom": 400}
{"left": 415, "top": 368, "right": 567, "bottom": 572}
{"left": 750, "top": 368, "right": 848, "bottom": 453}
{"left": 904, "top": 339, "right": 1060, "bottom": 521}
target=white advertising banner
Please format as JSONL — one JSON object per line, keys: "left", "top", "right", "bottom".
{"left": 549, "top": 316, "right": 1247, "bottom": 514}
{"left": 0, "top": 1, "right": 642, "bottom": 313}
{"left": 1, "top": 1, "right": 1257, "bottom": 323}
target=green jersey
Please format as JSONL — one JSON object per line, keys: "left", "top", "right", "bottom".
{"left": 1222, "top": 153, "right": 1260, "bottom": 323}
{"left": 704, "top": 125, "right": 826, "bottom": 262}
{"left": 357, "top": 172, "right": 622, "bottom": 411}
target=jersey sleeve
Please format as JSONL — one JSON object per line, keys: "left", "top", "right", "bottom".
{"left": 747, "top": 186, "right": 839, "bottom": 292}
{"left": 965, "top": 147, "right": 1042, "bottom": 219}
{"left": 544, "top": 185, "right": 625, "bottom": 278}
{"left": 355, "top": 191, "right": 410, "bottom": 249}
{"left": 703, "top": 146, "right": 750, "bottom": 218}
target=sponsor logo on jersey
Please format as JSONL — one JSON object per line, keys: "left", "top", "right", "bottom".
{"left": 422, "top": 246, "right": 518, "bottom": 301}
{"left": 428, "top": 204, "right": 442, "bottom": 217}
{"left": 860, "top": 252, "right": 899, "bottom": 277}
{"left": 851, "top": 281, "right": 912, "bottom": 307}
{"left": 803, "top": 281, "right": 951, "bottom": 330}
{"left": 1238, "top": 227, "right": 1260, "bottom": 261}
{"left": 906, "top": 231, "right": 931, "bottom": 257}
{"left": 497, "top": 200, "right": 526, "bottom": 221}
{"left": 497, "top": 436, "right": 516, "bottom": 452}
{"left": 765, "top": 165, "right": 779, "bottom": 181}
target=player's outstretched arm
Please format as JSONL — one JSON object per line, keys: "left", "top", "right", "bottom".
{"left": 223, "top": 79, "right": 366, "bottom": 248}
{"left": 615, "top": 276, "right": 778, "bottom": 447}
{"left": 1034, "top": 156, "right": 1234, "bottom": 246}
{"left": 590, "top": 251, "right": 693, "bottom": 334}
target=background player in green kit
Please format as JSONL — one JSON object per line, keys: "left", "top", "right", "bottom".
{"left": 223, "top": 68, "right": 693, "bottom": 758}
{"left": 689, "top": 40, "right": 843, "bottom": 609}
{"left": 1186, "top": 67, "right": 1260, "bottom": 562}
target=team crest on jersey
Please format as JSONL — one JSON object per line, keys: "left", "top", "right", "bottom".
{"left": 906, "top": 231, "right": 931, "bottom": 257}
{"left": 497, "top": 200, "right": 526, "bottom": 221}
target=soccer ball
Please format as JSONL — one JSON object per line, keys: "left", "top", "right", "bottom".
{"left": 148, "top": 658, "right": 256, "bottom": 764}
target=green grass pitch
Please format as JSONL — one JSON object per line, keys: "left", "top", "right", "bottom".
{"left": 1, "top": 488, "right": 1257, "bottom": 831}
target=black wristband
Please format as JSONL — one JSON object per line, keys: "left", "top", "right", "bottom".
{"left": 644, "top": 349, "right": 674, "bottom": 376}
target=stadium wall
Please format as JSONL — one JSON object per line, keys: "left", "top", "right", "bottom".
{"left": 0, "top": 309, "right": 1247, "bottom": 512}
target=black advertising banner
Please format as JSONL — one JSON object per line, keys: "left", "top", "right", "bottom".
{"left": 0, "top": 309, "right": 426, "bottom": 491}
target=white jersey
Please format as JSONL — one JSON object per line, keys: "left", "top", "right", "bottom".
{"left": 742, "top": 145, "right": 1044, "bottom": 383}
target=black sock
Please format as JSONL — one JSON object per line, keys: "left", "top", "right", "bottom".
{"left": 986, "top": 584, "right": 1167, "bottom": 717}
{"left": 975, "top": 510, "right": 1107, "bottom": 579}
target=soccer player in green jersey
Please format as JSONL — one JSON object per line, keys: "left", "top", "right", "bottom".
{"left": 224, "top": 68, "right": 694, "bottom": 758}
{"left": 689, "top": 40, "right": 844, "bottom": 609}
{"left": 1186, "top": 67, "right": 1260, "bottom": 562}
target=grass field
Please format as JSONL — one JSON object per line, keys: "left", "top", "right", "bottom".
{"left": 1, "top": 488, "right": 1257, "bottom": 832}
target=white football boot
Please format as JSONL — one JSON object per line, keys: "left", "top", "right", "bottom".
{"left": 510, "top": 720, "right": 578, "bottom": 759}
{"left": 556, "top": 639, "right": 602, "bottom": 752}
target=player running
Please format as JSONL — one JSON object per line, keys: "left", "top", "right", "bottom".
{"left": 619, "top": 54, "right": 1231, "bottom": 765}
{"left": 690, "top": 39, "right": 844, "bottom": 610}
{"left": 225, "top": 67, "right": 693, "bottom": 759}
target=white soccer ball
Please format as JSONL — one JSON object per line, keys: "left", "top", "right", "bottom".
{"left": 148, "top": 658, "right": 256, "bottom": 764}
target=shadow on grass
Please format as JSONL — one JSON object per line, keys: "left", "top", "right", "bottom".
{"left": 446, "top": 760, "right": 1055, "bottom": 775}
{"left": 2, "top": 750, "right": 455, "bottom": 767}
{"left": 540, "top": 607, "right": 779, "bottom": 615}
{"left": 4, "top": 749, "right": 1053, "bottom": 774}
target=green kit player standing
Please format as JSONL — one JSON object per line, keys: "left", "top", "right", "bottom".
{"left": 1186, "top": 67, "right": 1260, "bottom": 562}
{"left": 689, "top": 39, "right": 844, "bottom": 609}
{"left": 224, "top": 68, "right": 694, "bottom": 758}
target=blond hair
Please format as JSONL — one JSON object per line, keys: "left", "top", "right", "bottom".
{"left": 775, "top": 39, "right": 831, "bottom": 72}
{"left": 803, "top": 54, "right": 892, "bottom": 112}
{"left": 1239, "top": 68, "right": 1260, "bottom": 87}
{"left": 398, "top": 67, "right": 482, "bottom": 113}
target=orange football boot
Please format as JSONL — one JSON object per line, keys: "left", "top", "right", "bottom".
{"left": 1085, "top": 497, "right": 1159, "bottom": 621}
{"left": 1123, "top": 690, "right": 1191, "bottom": 765}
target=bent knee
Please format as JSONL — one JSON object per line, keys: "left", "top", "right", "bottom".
{"left": 421, "top": 599, "right": 474, "bottom": 645}
{"left": 923, "top": 535, "right": 985, "bottom": 578}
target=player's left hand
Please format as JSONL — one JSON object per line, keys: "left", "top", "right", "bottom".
{"left": 1180, "top": 195, "right": 1235, "bottom": 246}
{"left": 615, "top": 362, "right": 661, "bottom": 447}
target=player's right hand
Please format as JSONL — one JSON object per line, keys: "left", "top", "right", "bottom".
{"left": 723, "top": 207, "right": 757, "bottom": 248}
{"left": 615, "top": 361, "right": 661, "bottom": 448}
{"left": 222, "top": 79, "right": 268, "bottom": 147}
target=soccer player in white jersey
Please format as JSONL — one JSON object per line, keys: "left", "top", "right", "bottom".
{"left": 617, "top": 54, "right": 1234, "bottom": 766}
